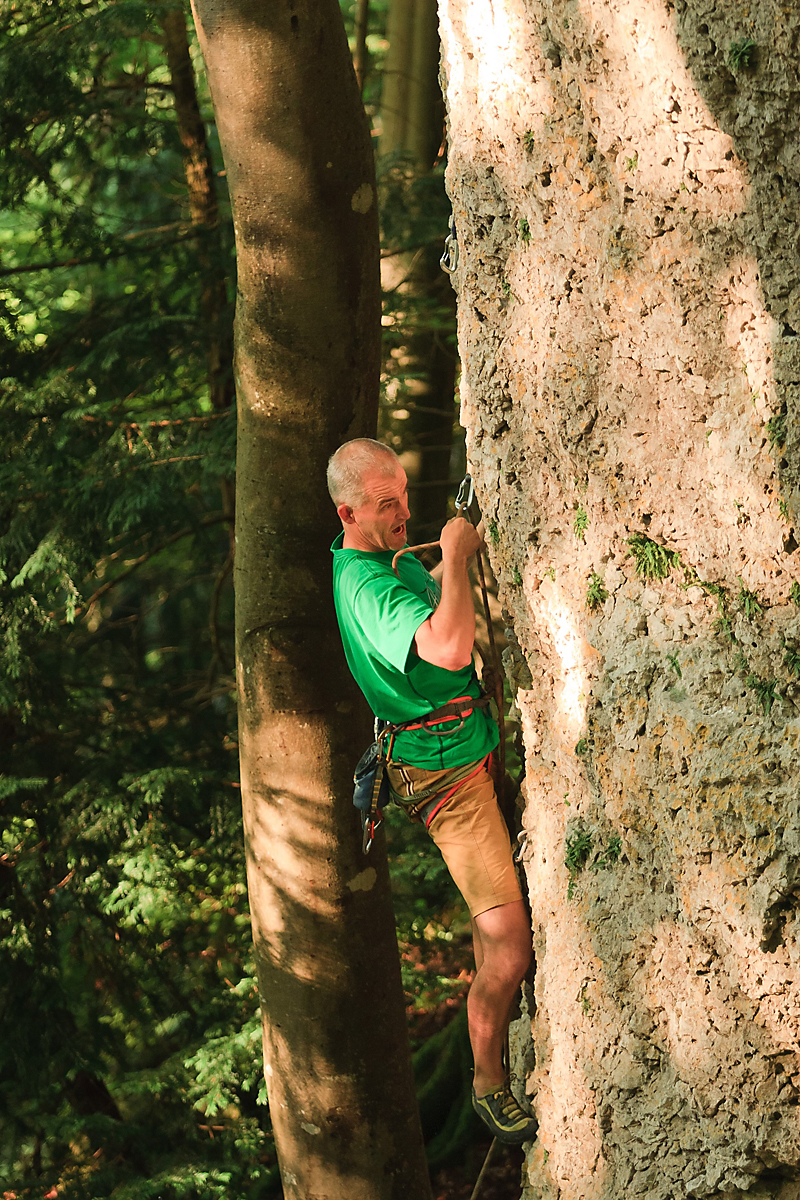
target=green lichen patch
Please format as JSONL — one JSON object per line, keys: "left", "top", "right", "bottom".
{"left": 766, "top": 411, "right": 787, "bottom": 449}
{"left": 565, "top": 826, "right": 593, "bottom": 899}
{"left": 746, "top": 674, "right": 780, "bottom": 716}
{"left": 666, "top": 652, "right": 682, "bottom": 678}
{"left": 592, "top": 834, "right": 622, "bottom": 872}
{"left": 784, "top": 647, "right": 800, "bottom": 678}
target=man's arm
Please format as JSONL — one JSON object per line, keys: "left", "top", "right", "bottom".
{"left": 414, "top": 517, "right": 480, "bottom": 671}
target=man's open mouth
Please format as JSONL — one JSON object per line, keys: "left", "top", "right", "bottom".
{"left": 392, "top": 523, "right": 405, "bottom": 537}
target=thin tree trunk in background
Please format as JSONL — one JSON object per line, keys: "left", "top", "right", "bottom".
{"left": 381, "top": 0, "right": 440, "bottom": 167}
{"left": 353, "top": 0, "right": 369, "bottom": 94}
{"left": 381, "top": 0, "right": 455, "bottom": 543}
{"left": 189, "top": 2, "right": 432, "bottom": 1197}
{"left": 380, "top": 0, "right": 414, "bottom": 154}
{"left": 161, "top": 3, "right": 235, "bottom": 604}
{"left": 161, "top": 6, "right": 232, "bottom": 415}
{"left": 405, "top": 0, "right": 442, "bottom": 169}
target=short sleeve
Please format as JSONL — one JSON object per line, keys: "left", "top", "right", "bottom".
{"left": 351, "top": 572, "right": 433, "bottom": 674}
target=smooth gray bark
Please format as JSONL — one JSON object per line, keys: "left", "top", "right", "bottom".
{"left": 190, "top": 2, "right": 432, "bottom": 1195}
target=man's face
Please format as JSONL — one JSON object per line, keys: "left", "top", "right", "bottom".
{"left": 339, "top": 465, "right": 411, "bottom": 553}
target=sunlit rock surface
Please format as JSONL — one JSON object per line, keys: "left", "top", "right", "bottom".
{"left": 439, "top": 0, "right": 800, "bottom": 1195}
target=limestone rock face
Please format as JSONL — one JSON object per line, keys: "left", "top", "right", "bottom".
{"left": 438, "top": 0, "right": 800, "bottom": 1195}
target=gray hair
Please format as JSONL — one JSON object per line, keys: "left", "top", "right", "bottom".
{"left": 327, "top": 438, "right": 400, "bottom": 507}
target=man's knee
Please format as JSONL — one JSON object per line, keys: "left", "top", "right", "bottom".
{"left": 502, "top": 934, "right": 532, "bottom": 983}
{"left": 475, "top": 901, "right": 532, "bottom": 983}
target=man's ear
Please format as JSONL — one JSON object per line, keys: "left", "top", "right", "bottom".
{"left": 337, "top": 503, "right": 356, "bottom": 526}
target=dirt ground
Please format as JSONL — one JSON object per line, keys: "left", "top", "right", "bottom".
{"left": 432, "top": 1138, "right": 525, "bottom": 1200}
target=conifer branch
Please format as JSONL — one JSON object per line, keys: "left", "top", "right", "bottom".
{"left": 0, "top": 226, "right": 201, "bottom": 278}
{"left": 75, "top": 512, "right": 231, "bottom": 621}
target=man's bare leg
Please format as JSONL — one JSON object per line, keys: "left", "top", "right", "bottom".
{"left": 468, "top": 899, "right": 532, "bottom": 1096}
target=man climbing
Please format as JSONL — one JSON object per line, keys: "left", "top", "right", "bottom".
{"left": 327, "top": 437, "right": 537, "bottom": 1146}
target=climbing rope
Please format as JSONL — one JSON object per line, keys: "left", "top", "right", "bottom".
{"left": 391, "top": 474, "right": 506, "bottom": 805}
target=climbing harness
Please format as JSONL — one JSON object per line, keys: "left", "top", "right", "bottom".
{"left": 440, "top": 213, "right": 459, "bottom": 274}
{"left": 355, "top": 695, "right": 492, "bottom": 854}
{"left": 394, "top": 753, "right": 491, "bottom": 829}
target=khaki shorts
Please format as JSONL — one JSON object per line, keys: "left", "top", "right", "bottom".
{"left": 386, "top": 758, "right": 522, "bottom": 919}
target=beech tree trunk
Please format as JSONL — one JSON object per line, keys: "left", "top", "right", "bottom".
{"left": 438, "top": 0, "right": 800, "bottom": 1197}
{"left": 189, "top": 3, "right": 432, "bottom": 1197}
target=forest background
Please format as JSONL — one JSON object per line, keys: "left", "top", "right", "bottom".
{"left": 0, "top": 2, "right": 499, "bottom": 1197}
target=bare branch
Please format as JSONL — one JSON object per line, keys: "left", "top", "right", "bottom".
{"left": 208, "top": 550, "right": 233, "bottom": 674}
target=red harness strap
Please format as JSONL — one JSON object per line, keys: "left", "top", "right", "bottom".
{"left": 423, "top": 753, "right": 492, "bottom": 830}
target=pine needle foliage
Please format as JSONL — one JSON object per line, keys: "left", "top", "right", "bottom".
{"left": 2, "top": 2, "right": 474, "bottom": 1195}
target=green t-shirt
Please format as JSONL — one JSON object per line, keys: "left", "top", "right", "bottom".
{"left": 331, "top": 533, "right": 498, "bottom": 769}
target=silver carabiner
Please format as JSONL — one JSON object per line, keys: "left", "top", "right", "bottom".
{"left": 455, "top": 473, "right": 474, "bottom": 515}
{"left": 440, "top": 214, "right": 459, "bottom": 275}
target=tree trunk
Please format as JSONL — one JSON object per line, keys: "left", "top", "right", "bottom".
{"left": 382, "top": 0, "right": 442, "bottom": 168}
{"left": 381, "top": 0, "right": 456, "bottom": 543}
{"left": 189, "top": 3, "right": 432, "bottom": 1197}
{"left": 439, "top": 0, "right": 800, "bottom": 1197}
{"left": 353, "top": 0, "right": 369, "bottom": 94}
{"left": 161, "top": 5, "right": 233, "bottom": 415}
